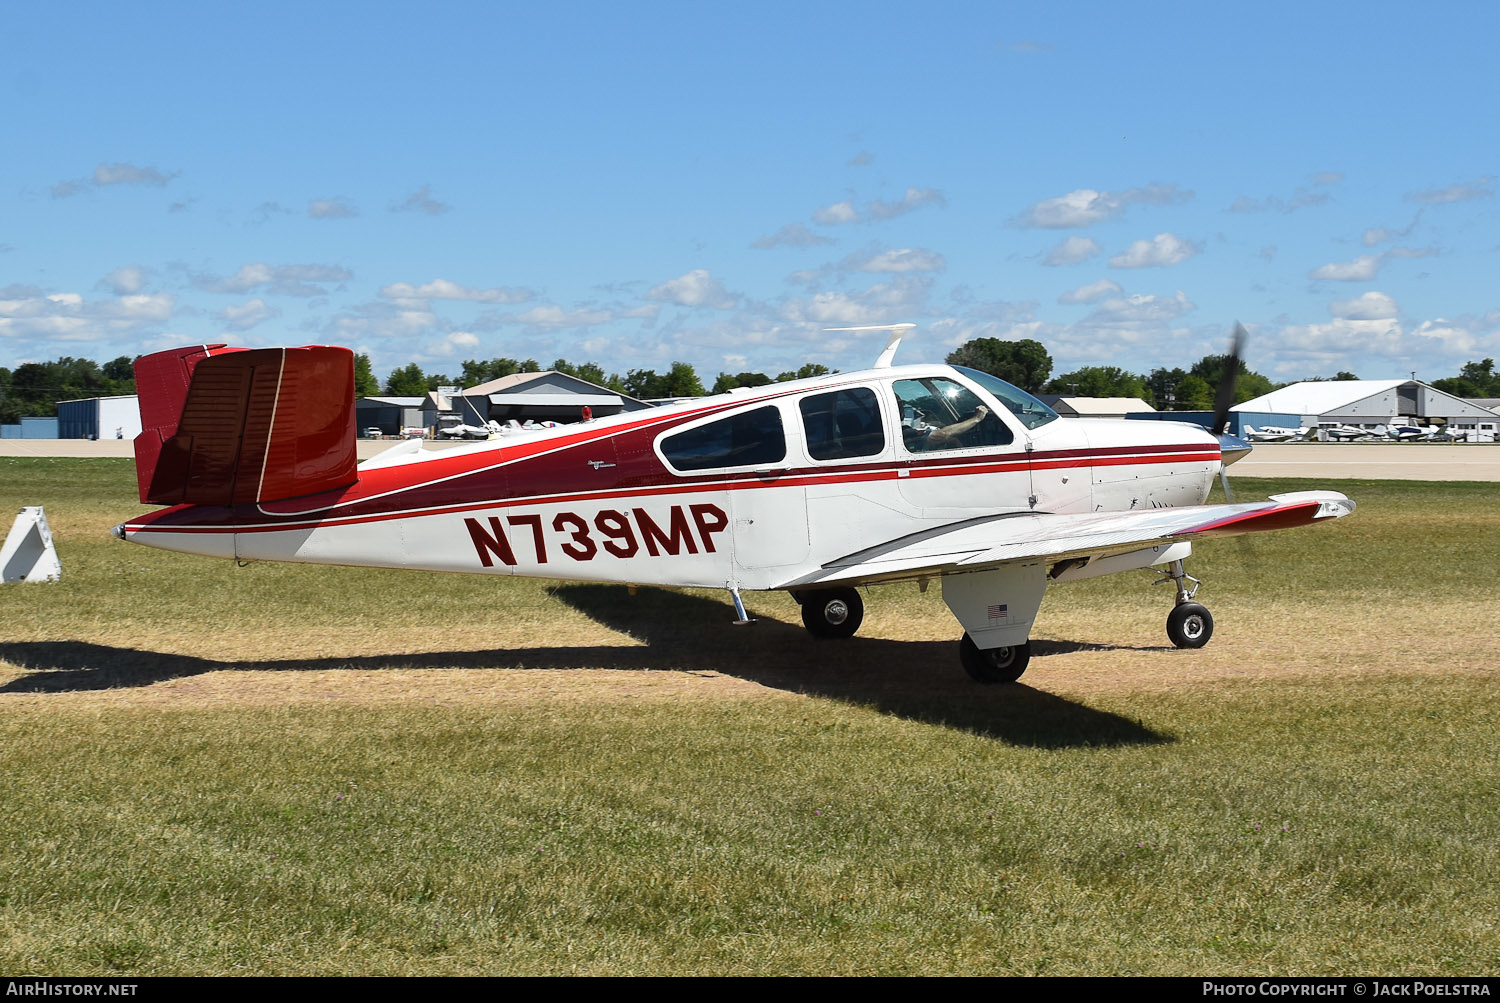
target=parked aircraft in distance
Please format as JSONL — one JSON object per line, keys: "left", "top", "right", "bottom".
{"left": 1323, "top": 424, "right": 1379, "bottom": 441}
{"left": 1383, "top": 422, "right": 1441, "bottom": 441}
{"left": 1243, "top": 424, "right": 1310, "bottom": 442}
{"left": 115, "top": 325, "right": 1354, "bottom": 683}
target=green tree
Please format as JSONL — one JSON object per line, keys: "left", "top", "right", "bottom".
{"left": 385, "top": 363, "right": 428, "bottom": 396}
{"left": 1431, "top": 358, "right": 1500, "bottom": 398}
{"left": 945, "top": 338, "right": 1052, "bottom": 393}
{"left": 622, "top": 362, "right": 705, "bottom": 400}
{"left": 353, "top": 354, "right": 381, "bottom": 397}
{"left": 1175, "top": 374, "right": 1214, "bottom": 410}
{"left": 775, "top": 363, "right": 832, "bottom": 382}
{"left": 712, "top": 371, "right": 773, "bottom": 393}
{"left": 1144, "top": 367, "right": 1188, "bottom": 409}
{"left": 1044, "top": 366, "right": 1148, "bottom": 399}
{"left": 102, "top": 356, "right": 136, "bottom": 383}
{"left": 551, "top": 359, "right": 611, "bottom": 387}
{"left": 1189, "top": 353, "right": 1275, "bottom": 404}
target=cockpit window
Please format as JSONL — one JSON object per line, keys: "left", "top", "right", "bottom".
{"left": 893, "top": 377, "right": 1013, "bottom": 452}
{"left": 952, "top": 366, "right": 1059, "bottom": 430}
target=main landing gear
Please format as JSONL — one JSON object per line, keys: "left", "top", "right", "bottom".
{"left": 795, "top": 587, "right": 864, "bottom": 639}
{"left": 1156, "top": 558, "right": 1214, "bottom": 649}
{"left": 959, "top": 634, "right": 1030, "bottom": 684}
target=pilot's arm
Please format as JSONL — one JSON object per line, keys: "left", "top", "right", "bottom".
{"left": 926, "top": 405, "right": 990, "bottom": 447}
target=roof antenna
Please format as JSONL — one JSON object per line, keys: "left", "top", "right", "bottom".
{"left": 824, "top": 323, "right": 916, "bottom": 369}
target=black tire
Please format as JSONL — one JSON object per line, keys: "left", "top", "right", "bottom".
{"left": 959, "top": 633, "right": 1030, "bottom": 684}
{"left": 1167, "top": 602, "right": 1214, "bottom": 649}
{"left": 799, "top": 588, "right": 864, "bottom": 639}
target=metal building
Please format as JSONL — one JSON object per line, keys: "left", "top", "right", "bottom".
{"left": 1232, "top": 380, "right": 1499, "bottom": 440}
{"left": 55, "top": 396, "right": 142, "bottom": 440}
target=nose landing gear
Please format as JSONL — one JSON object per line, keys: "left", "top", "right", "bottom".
{"left": 1155, "top": 559, "right": 1214, "bottom": 649}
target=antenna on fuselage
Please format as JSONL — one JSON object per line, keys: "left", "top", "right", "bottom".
{"left": 823, "top": 323, "right": 916, "bottom": 369}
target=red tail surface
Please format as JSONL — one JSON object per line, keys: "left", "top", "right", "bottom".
{"left": 133, "top": 345, "right": 358, "bottom": 506}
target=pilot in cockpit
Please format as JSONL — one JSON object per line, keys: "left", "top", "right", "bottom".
{"left": 901, "top": 403, "right": 990, "bottom": 451}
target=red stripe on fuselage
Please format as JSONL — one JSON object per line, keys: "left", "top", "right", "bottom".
{"left": 123, "top": 442, "right": 1219, "bottom": 535}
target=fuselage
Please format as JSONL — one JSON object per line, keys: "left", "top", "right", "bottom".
{"left": 119, "top": 364, "right": 1222, "bottom": 591}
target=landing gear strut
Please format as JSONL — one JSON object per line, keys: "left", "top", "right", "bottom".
{"left": 1156, "top": 559, "right": 1214, "bottom": 648}
{"left": 796, "top": 587, "right": 864, "bottom": 639}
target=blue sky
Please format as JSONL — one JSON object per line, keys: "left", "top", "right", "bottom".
{"left": 4, "top": 1, "right": 1497, "bottom": 386}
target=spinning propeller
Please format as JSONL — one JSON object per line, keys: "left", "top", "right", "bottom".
{"left": 1211, "top": 322, "right": 1253, "bottom": 503}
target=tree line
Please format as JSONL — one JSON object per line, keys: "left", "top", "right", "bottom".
{"left": 377, "top": 357, "right": 832, "bottom": 401}
{"left": 3, "top": 346, "right": 1498, "bottom": 424}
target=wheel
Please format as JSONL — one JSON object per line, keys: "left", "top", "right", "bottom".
{"left": 1167, "top": 602, "right": 1214, "bottom": 649}
{"left": 959, "top": 633, "right": 1030, "bottom": 684}
{"left": 798, "top": 588, "right": 864, "bottom": 639}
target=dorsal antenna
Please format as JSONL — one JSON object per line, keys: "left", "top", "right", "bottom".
{"left": 823, "top": 323, "right": 916, "bottom": 368}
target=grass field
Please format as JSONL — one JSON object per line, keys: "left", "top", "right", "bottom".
{"left": 0, "top": 458, "right": 1496, "bottom": 975}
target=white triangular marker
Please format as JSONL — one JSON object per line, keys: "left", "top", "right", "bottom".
{"left": 1, "top": 506, "right": 62, "bottom": 583}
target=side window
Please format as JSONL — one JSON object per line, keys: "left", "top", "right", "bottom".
{"left": 893, "top": 377, "right": 1013, "bottom": 452}
{"left": 660, "top": 405, "right": 786, "bottom": 472}
{"left": 799, "top": 387, "right": 885, "bottom": 461}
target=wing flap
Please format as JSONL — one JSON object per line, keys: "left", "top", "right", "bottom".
{"left": 779, "top": 491, "right": 1353, "bottom": 589}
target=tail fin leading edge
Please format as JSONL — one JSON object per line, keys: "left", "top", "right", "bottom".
{"left": 133, "top": 345, "right": 358, "bottom": 506}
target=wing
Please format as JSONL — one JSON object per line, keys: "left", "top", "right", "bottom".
{"left": 777, "top": 490, "right": 1354, "bottom": 589}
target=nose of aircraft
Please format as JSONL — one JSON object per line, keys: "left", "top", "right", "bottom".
{"left": 1217, "top": 432, "right": 1253, "bottom": 466}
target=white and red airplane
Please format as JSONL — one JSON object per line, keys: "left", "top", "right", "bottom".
{"left": 115, "top": 325, "right": 1354, "bottom": 683}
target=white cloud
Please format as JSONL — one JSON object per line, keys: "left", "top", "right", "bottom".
{"left": 51, "top": 161, "right": 178, "bottom": 198}
{"left": 217, "top": 298, "right": 279, "bottom": 331}
{"left": 94, "top": 163, "right": 174, "bottom": 187}
{"left": 813, "top": 200, "right": 859, "bottom": 225}
{"left": 379, "top": 279, "right": 533, "bottom": 304}
{"left": 1108, "top": 233, "right": 1200, "bottom": 268}
{"left": 1058, "top": 279, "right": 1122, "bottom": 305}
{"left": 845, "top": 247, "right": 946, "bottom": 273}
{"left": 1312, "top": 172, "right": 1344, "bottom": 186}
{"left": 323, "top": 300, "right": 439, "bottom": 341}
{"left": 751, "top": 223, "right": 834, "bottom": 249}
{"left": 99, "top": 265, "right": 149, "bottom": 295}
{"left": 645, "top": 269, "right": 739, "bottom": 309}
{"left": 1042, "top": 236, "right": 1101, "bottom": 266}
{"left": 0, "top": 290, "right": 173, "bottom": 342}
{"left": 308, "top": 197, "right": 358, "bottom": 219}
{"left": 391, "top": 185, "right": 452, "bottom": 215}
{"left": 848, "top": 151, "right": 874, "bottom": 167}
{"left": 866, "top": 187, "right": 946, "bottom": 220}
{"left": 193, "top": 262, "right": 353, "bottom": 297}
{"left": 1087, "top": 291, "right": 1195, "bottom": 324}
{"left": 514, "top": 305, "right": 617, "bottom": 329}
{"left": 1406, "top": 178, "right": 1492, "bottom": 204}
{"left": 779, "top": 277, "right": 933, "bottom": 326}
{"left": 441, "top": 331, "right": 480, "bottom": 353}
{"left": 1330, "top": 291, "right": 1398, "bottom": 321}
{"left": 1307, "top": 247, "right": 1434, "bottom": 282}
{"left": 1012, "top": 183, "right": 1192, "bottom": 228}
{"left": 1227, "top": 188, "right": 1330, "bottom": 213}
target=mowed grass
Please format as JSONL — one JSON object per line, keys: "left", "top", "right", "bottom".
{"left": 0, "top": 458, "right": 1496, "bottom": 975}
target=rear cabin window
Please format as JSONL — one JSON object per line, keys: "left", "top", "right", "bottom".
{"left": 660, "top": 405, "right": 786, "bottom": 472}
{"left": 800, "top": 387, "right": 886, "bottom": 460}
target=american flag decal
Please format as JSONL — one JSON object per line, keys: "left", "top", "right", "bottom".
{"left": 987, "top": 603, "right": 1008, "bottom": 620}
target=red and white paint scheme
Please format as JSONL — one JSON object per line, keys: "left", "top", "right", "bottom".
{"left": 115, "top": 326, "right": 1354, "bottom": 682}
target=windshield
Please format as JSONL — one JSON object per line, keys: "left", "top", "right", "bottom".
{"left": 951, "top": 366, "right": 1059, "bottom": 430}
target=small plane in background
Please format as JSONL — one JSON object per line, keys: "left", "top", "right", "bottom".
{"left": 1382, "top": 422, "right": 1442, "bottom": 442}
{"left": 115, "top": 324, "right": 1354, "bottom": 683}
{"left": 1242, "top": 424, "right": 1310, "bottom": 442}
{"left": 1323, "top": 424, "right": 1380, "bottom": 441}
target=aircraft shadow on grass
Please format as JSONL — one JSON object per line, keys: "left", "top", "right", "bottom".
{"left": 0, "top": 585, "right": 1170, "bottom": 749}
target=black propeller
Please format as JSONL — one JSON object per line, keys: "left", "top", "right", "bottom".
{"left": 1211, "top": 322, "right": 1252, "bottom": 503}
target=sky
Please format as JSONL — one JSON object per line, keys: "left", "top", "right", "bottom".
{"left": 4, "top": 1, "right": 1498, "bottom": 388}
